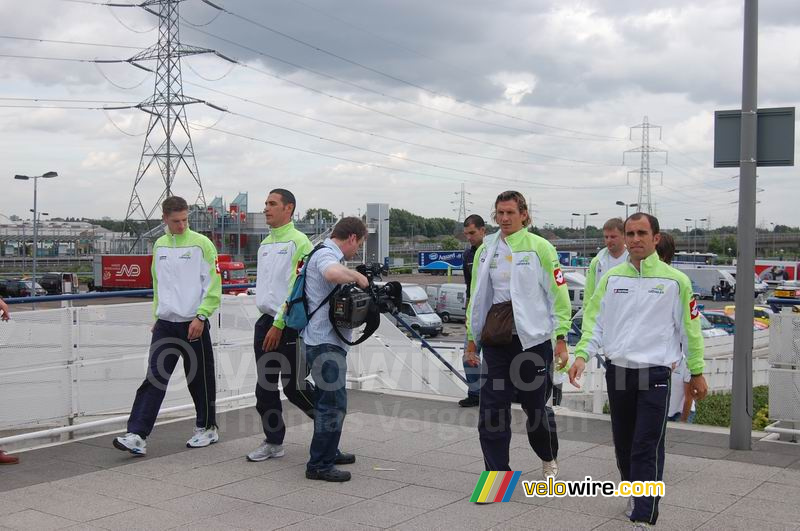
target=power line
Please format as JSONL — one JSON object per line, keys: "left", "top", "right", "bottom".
{"left": 2, "top": 48, "right": 621, "bottom": 166}
{"left": 0, "top": 35, "right": 143, "bottom": 50}
{"left": 184, "top": 80, "right": 617, "bottom": 168}
{"left": 182, "top": 24, "right": 622, "bottom": 144}
{"left": 198, "top": 0, "right": 627, "bottom": 141}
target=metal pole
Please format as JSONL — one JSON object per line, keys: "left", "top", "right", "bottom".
{"left": 32, "top": 176, "right": 38, "bottom": 301}
{"left": 731, "top": 0, "right": 758, "bottom": 451}
{"left": 583, "top": 214, "right": 587, "bottom": 259}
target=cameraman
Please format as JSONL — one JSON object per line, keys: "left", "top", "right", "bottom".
{"left": 302, "top": 217, "right": 368, "bottom": 482}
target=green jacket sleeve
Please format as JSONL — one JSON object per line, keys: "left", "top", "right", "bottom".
{"left": 584, "top": 256, "right": 599, "bottom": 303}
{"left": 679, "top": 276, "right": 705, "bottom": 375}
{"left": 273, "top": 236, "right": 313, "bottom": 330}
{"left": 151, "top": 244, "right": 159, "bottom": 321}
{"left": 465, "top": 243, "right": 484, "bottom": 342}
{"left": 574, "top": 274, "right": 610, "bottom": 362}
{"left": 197, "top": 238, "right": 222, "bottom": 318}
{"left": 541, "top": 242, "right": 571, "bottom": 338}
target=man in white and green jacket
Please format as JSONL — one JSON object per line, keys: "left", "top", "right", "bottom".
{"left": 114, "top": 196, "right": 222, "bottom": 457}
{"left": 584, "top": 217, "right": 628, "bottom": 302}
{"left": 570, "top": 212, "right": 708, "bottom": 528}
{"left": 247, "top": 189, "right": 318, "bottom": 462}
{"left": 465, "top": 191, "right": 571, "bottom": 478}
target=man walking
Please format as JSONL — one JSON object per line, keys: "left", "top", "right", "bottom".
{"left": 247, "top": 189, "right": 316, "bottom": 462}
{"left": 0, "top": 296, "right": 18, "bottom": 465}
{"left": 114, "top": 196, "right": 221, "bottom": 456}
{"left": 584, "top": 217, "right": 628, "bottom": 302}
{"left": 302, "top": 217, "right": 368, "bottom": 482}
{"left": 570, "top": 212, "right": 708, "bottom": 529}
{"left": 458, "top": 214, "right": 485, "bottom": 407}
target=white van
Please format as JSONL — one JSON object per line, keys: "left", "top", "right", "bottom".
{"left": 564, "top": 270, "right": 586, "bottom": 313}
{"left": 381, "top": 283, "right": 443, "bottom": 337}
{"left": 425, "top": 284, "right": 442, "bottom": 309}
{"left": 675, "top": 266, "right": 736, "bottom": 299}
{"left": 436, "top": 283, "right": 468, "bottom": 323}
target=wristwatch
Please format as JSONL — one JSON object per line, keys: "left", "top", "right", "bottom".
{"left": 196, "top": 314, "right": 207, "bottom": 322}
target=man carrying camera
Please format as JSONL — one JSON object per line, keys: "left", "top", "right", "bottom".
{"left": 302, "top": 217, "right": 368, "bottom": 482}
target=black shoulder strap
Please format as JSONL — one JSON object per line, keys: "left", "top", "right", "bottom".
{"left": 304, "top": 243, "right": 339, "bottom": 319}
{"left": 331, "top": 301, "right": 381, "bottom": 346}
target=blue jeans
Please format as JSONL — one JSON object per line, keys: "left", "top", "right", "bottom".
{"left": 306, "top": 343, "right": 348, "bottom": 473}
{"left": 463, "top": 337, "right": 483, "bottom": 397}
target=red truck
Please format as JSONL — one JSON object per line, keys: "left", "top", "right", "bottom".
{"left": 91, "top": 254, "right": 248, "bottom": 293}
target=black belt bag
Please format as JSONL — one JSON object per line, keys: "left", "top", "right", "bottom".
{"left": 480, "top": 301, "right": 514, "bottom": 346}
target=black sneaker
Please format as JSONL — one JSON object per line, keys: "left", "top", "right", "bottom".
{"left": 306, "top": 468, "right": 352, "bottom": 482}
{"left": 334, "top": 451, "right": 356, "bottom": 465}
{"left": 458, "top": 395, "right": 479, "bottom": 407}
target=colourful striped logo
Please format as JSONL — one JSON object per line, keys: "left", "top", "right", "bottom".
{"left": 470, "top": 471, "right": 521, "bottom": 503}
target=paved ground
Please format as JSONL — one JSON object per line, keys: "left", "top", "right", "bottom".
{"left": 2, "top": 391, "right": 800, "bottom": 530}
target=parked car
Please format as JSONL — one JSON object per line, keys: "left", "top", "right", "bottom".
{"left": 722, "top": 305, "right": 774, "bottom": 328}
{"left": 39, "top": 272, "right": 79, "bottom": 295}
{"left": 0, "top": 279, "right": 8, "bottom": 297}
{"left": 4, "top": 279, "right": 47, "bottom": 297}
{"left": 702, "top": 309, "right": 767, "bottom": 334}
{"left": 566, "top": 311, "right": 726, "bottom": 346}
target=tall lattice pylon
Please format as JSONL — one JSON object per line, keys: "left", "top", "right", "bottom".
{"left": 119, "top": 0, "right": 225, "bottom": 251}
{"left": 452, "top": 183, "right": 472, "bottom": 221}
{"left": 623, "top": 116, "right": 667, "bottom": 214}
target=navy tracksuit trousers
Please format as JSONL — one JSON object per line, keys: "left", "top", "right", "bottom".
{"left": 606, "top": 363, "right": 671, "bottom": 526}
{"left": 478, "top": 336, "right": 558, "bottom": 470}
{"left": 253, "top": 314, "right": 315, "bottom": 445}
{"left": 127, "top": 319, "right": 216, "bottom": 438}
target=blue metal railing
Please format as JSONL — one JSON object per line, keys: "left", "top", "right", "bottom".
{"left": 767, "top": 297, "right": 800, "bottom": 313}
{"left": 3, "top": 283, "right": 255, "bottom": 304}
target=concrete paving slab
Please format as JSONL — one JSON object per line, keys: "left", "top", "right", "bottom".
{"left": 325, "top": 499, "right": 430, "bottom": 528}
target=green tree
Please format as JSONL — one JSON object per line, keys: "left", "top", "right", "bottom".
{"left": 439, "top": 236, "right": 461, "bottom": 250}
{"left": 303, "top": 208, "right": 335, "bottom": 223}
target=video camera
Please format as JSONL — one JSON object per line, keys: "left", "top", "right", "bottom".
{"left": 330, "top": 263, "right": 402, "bottom": 329}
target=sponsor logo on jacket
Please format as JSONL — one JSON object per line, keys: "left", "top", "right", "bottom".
{"left": 689, "top": 298, "right": 699, "bottom": 319}
{"left": 554, "top": 268, "right": 566, "bottom": 286}
{"left": 179, "top": 251, "right": 192, "bottom": 260}
{"left": 648, "top": 284, "right": 665, "bottom": 295}
{"left": 515, "top": 256, "right": 531, "bottom": 266}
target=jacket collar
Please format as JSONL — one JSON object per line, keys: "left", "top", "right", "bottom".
{"left": 627, "top": 250, "right": 660, "bottom": 273}
{"left": 269, "top": 221, "right": 294, "bottom": 239}
{"left": 499, "top": 227, "right": 529, "bottom": 249}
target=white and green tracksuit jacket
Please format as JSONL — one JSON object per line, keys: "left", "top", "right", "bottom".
{"left": 584, "top": 247, "right": 629, "bottom": 302}
{"left": 255, "top": 221, "right": 312, "bottom": 330}
{"left": 575, "top": 251, "right": 705, "bottom": 374}
{"left": 466, "top": 228, "right": 572, "bottom": 350}
{"left": 152, "top": 228, "right": 221, "bottom": 322}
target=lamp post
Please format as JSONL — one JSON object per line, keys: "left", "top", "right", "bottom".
{"left": 684, "top": 217, "right": 707, "bottom": 253}
{"left": 615, "top": 201, "right": 638, "bottom": 219}
{"left": 769, "top": 222, "right": 776, "bottom": 255}
{"left": 14, "top": 171, "right": 58, "bottom": 299}
{"left": 572, "top": 212, "right": 598, "bottom": 260}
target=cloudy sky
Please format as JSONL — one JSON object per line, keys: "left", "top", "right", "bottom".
{"left": 1, "top": 0, "right": 799, "bottom": 230}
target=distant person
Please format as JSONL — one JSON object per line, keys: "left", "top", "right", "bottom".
{"left": 113, "top": 196, "right": 222, "bottom": 456}
{"left": 656, "top": 232, "right": 675, "bottom": 265}
{"left": 570, "top": 212, "right": 708, "bottom": 527}
{"left": 0, "top": 296, "right": 18, "bottom": 465}
{"left": 466, "top": 191, "right": 571, "bottom": 479}
{"left": 459, "top": 214, "right": 486, "bottom": 408}
{"left": 585, "top": 218, "right": 628, "bottom": 301}
{"left": 247, "top": 189, "right": 317, "bottom": 462}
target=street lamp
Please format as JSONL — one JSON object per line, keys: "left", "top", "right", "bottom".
{"left": 14, "top": 171, "right": 58, "bottom": 299}
{"left": 572, "top": 212, "right": 598, "bottom": 260}
{"left": 684, "top": 217, "right": 707, "bottom": 253}
{"left": 769, "top": 222, "right": 777, "bottom": 255}
{"left": 615, "top": 201, "right": 638, "bottom": 219}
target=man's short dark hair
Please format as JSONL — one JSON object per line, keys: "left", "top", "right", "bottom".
{"left": 463, "top": 214, "right": 485, "bottom": 229}
{"left": 331, "top": 216, "right": 367, "bottom": 241}
{"left": 656, "top": 232, "right": 675, "bottom": 264}
{"left": 603, "top": 217, "right": 624, "bottom": 233}
{"left": 162, "top": 196, "right": 189, "bottom": 215}
{"left": 625, "top": 212, "right": 660, "bottom": 235}
{"left": 269, "top": 188, "right": 297, "bottom": 216}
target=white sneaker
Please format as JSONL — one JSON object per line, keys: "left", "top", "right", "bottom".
{"left": 186, "top": 426, "right": 219, "bottom": 448}
{"left": 542, "top": 459, "right": 558, "bottom": 479}
{"left": 632, "top": 522, "right": 651, "bottom": 530}
{"left": 246, "top": 440, "right": 285, "bottom": 462}
{"left": 113, "top": 433, "right": 147, "bottom": 456}
{"left": 625, "top": 496, "right": 635, "bottom": 518}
